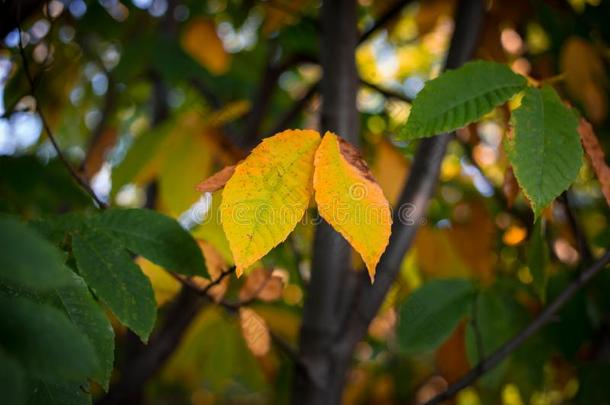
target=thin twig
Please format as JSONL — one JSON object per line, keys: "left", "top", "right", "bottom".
{"left": 360, "top": 0, "right": 415, "bottom": 43}
{"left": 17, "top": 26, "right": 107, "bottom": 209}
{"left": 361, "top": 79, "right": 412, "bottom": 102}
{"left": 423, "top": 250, "right": 610, "bottom": 405}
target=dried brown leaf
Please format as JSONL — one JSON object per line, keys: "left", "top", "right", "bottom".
{"left": 578, "top": 118, "right": 610, "bottom": 206}
{"left": 239, "top": 307, "right": 270, "bottom": 357}
{"left": 196, "top": 165, "right": 236, "bottom": 193}
{"left": 239, "top": 268, "right": 285, "bottom": 302}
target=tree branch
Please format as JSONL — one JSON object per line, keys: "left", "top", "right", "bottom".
{"left": 332, "top": 0, "right": 486, "bottom": 376}
{"left": 360, "top": 0, "right": 415, "bottom": 43}
{"left": 423, "top": 249, "right": 610, "bottom": 405}
{"left": 17, "top": 26, "right": 108, "bottom": 209}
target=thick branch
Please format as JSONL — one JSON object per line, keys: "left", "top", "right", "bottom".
{"left": 424, "top": 250, "right": 610, "bottom": 405}
{"left": 293, "top": 0, "right": 359, "bottom": 403}
{"left": 96, "top": 288, "right": 204, "bottom": 405}
{"left": 334, "top": 0, "right": 486, "bottom": 369}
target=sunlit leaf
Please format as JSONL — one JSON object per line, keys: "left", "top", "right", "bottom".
{"left": 506, "top": 86, "right": 583, "bottom": 218}
{"left": 313, "top": 132, "right": 392, "bottom": 281}
{"left": 221, "top": 129, "right": 321, "bottom": 276}
{"left": 401, "top": 61, "right": 527, "bottom": 139}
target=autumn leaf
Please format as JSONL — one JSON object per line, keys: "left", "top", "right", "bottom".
{"left": 502, "top": 165, "right": 519, "bottom": 208}
{"left": 239, "top": 307, "right": 271, "bottom": 357}
{"left": 578, "top": 118, "right": 610, "bottom": 206}
{"left": 82, "top": 129, "right": 117, "bottom": 180}
{"left": 181, "top": 17, "right": 230, "bottom": 75}
{"left": 196, "top": 165, "right": 236, "bottom": 193}
{"left": 560, "top": 37, "right": 608, "bottom": 124}
{"left": 313, "top": 132, "right": 392, "bottom": 281}
{"left": 220, "top": 129, "right": 321, "bottom": 276}
{"left": 239, "top": 268, "right": 286, "bottom": 302}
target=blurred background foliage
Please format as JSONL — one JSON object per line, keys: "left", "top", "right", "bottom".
{"left": 2, "top": 0, "right": 610, "bottom": 404}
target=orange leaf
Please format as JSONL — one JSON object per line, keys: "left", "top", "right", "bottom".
{"left": 196, "top": 165, "right": 236, "bottom": 193}
{"left": 578, "top": 118, "right": 610, "bottom": 206}
{"left": 313, "top": 132, "right": 392, "bottom": 282}
{"left": 239, "top": 268, "right": 286, "bottom": 302}
{"left": 239, "top": 307, "right": 271, "bottom": 357}
{"left": 82, "top": 128, "right": 118, "bottom": 180}
{"left": 181, "top": 17, "right": 230, "bottom": 75}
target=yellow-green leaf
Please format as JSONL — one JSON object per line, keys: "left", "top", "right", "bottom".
{"left": 313, "top": 132, "right": 392, "bottom": 282}
{"left": 220, "top": 129, "right": 321, "bottom": 276}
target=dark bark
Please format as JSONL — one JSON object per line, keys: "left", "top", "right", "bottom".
{"left": 292, "top": 0, "right": 360, "bottom": 404}
{"left": 0, "top": 0, "right": 45, "bottom": 41}
{"left": 293, "top": 1, "right": 485, "bottom": 403}
{"left": 96, "top": 288, "right": 204, "bottom": 405}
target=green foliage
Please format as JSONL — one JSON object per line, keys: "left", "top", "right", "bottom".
{"left": 92, "top": 208, "right": 208, "bottom": 277}
{"left": 0, "top": 349, "right": 26, "bottom": 405}
{"left": 465, "top": 290, "right": 524, "bottom": 388}
{"left": 27, "top": 380, "right": 92, "bottom": 405}
{"left": 397, "top": 278, "right": 474, "bottom": 354}
{"left": 72, "top": 227, "right": 156, "bottom": 341}
{"left": 46, "top": 272, "right": 115, "bottom": 389}
{"left": 506, "top": 86, "right": 583, "bottom": 217}
{"left": 527, "top": 221, "right": 550, "bottom": 302}
{"left": 0, "top": 294, "right": 98, "bottom": 382}
{"left": 401, "top": 61, "right": 527, "bottom": 139}
{"left": 0, "top": 218, "right": 71, "bottom": 291}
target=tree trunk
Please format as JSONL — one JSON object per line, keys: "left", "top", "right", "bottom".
{"left": 293, "top": 0, "right": 486, "bottom": 404}
{"left": 293, "top": 0, "right": 359, "bottom": 403}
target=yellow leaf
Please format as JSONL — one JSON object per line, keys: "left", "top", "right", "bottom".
{"left": 220, "top": 129, "right": 321, "bottom": 276}
{"left": 181, "top": 17, "right": 230, "bottom": 75}
{"left": 136, "top": 257, "right": 181, "bottom": 307}
{"left": 313, "top": 132, "right": 392, "bottom": 282}
{"left": 560, "top": 37, "right": 608, "bottom": 123}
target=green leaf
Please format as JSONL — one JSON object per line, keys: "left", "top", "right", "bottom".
{"left": 50, "top": 272, "right": 115, "bottom": 390}
{"left": 397, "top": 278, "right": 474, "bottom": 354}
{"left": 29, "top": 213, "right": 86, "bottom": 246}
{"left": 507, "top": 86, "right": 583, "bottom": 218}
{"left": 0, "top": 295, "right": 98, "bottom": 382}
{"left": 0, "top": 348, "right": 26, "bottom": 405}
{"left": 0, "top": 218, "right": 71, "bottom": 291}
{"left": 27, "top": 379, "right": 91, "bottom": 405}
{"left": 91, "top": 208, "right": 207, "bottom": 277}
{"left": 465, "top": 290, "right": 524, "bottom": 389}
{"left": 527, "top": 221, "right": 549, "bottom": 302}
{"left": 72, "top": 227, "right": 156, "bottom": 341}
{"left": 401, "top": 61, "right": 527, "bottom": 139}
